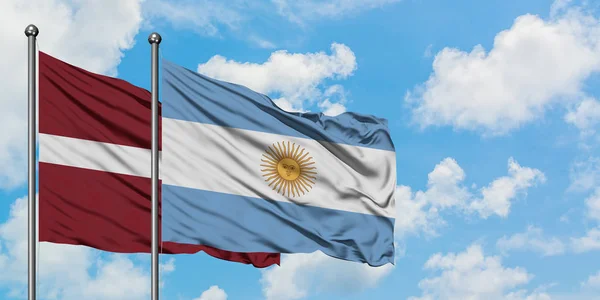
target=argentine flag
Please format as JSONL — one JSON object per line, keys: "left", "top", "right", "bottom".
{"left": 160, "top": 59, "right": 396, "bottom": 266}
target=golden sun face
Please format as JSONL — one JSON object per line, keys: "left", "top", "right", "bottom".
{"left": 261, "top": 141, "right": 317, "bottom": 197}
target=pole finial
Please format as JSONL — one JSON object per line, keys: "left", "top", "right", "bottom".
{"left": 148, "top": 32, "right": 162, "bottom": 44}
{"left": 24, "top": 24, "right": 39, "bottom": 37}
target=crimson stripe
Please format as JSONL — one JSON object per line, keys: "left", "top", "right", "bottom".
{"left": 39, "top": 51, "right": 162, "bottom": 150}
{"left": 39, "top": 161, "right": 279, "bottom": 267}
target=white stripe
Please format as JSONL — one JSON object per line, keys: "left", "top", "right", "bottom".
{"left": 161, "top": 118, "right": 396, "bottom": 218}
{"left": 39, "top": 133, "right": 152, "bottom": 178}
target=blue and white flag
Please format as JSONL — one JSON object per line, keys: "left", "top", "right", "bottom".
{"left": 160, "top": 59, "right": 396, "bottom": 266}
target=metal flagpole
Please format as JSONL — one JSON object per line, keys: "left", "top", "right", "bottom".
{"left": 25, "top": 24, "right": 39, "bottom": 300}
{"left": 148, "top": 32, "right": 162, "bottom": 300}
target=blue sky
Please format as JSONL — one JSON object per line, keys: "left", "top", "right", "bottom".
{"left": 1, "top": 0, "right": 600, "bottom": 299}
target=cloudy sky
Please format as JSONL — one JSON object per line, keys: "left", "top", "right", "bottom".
{"left": 1, "top": 0, "right": 600, "bottom": 299}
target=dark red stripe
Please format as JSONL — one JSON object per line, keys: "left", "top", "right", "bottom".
{"left": 39, "top": 162, "right": 279, "bottom": 268}
{"left": 39, "top": 51, "right": 162, "bottom": 150}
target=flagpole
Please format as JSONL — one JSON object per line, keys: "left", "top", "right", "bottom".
{"left": 25, "top": 24, "right": 39, "bottom": 300}
{"left": 148, "top": 32, "right": 162, "bottom": 300}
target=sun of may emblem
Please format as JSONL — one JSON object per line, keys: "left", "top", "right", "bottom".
{"left": 261, "top": 141, "right": 317, "bottom": 197}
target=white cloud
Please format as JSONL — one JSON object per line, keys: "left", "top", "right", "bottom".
{"left": 585, "top": 188, "right": 600, "bottom": 222}
{"left": 421, "top": 157, "right": 471, "bottom": 209}
{"left": 395, "top": 157, "right": 545, "bottom": 237}
{"left": 535, "top": 270, "right": 600, "bottom": 299}
{"left": 550, "top": 0, "right": 574, "bottom": 17}
{"left": 318, "top": 99, "right": 347, "bottom": 116}
{"left": 144, "top": 0, "right": 396, "bottom": 47}
{"left": 78, "top": 255, "right": 150, "bottom": 300}
{"left": 272, "top": 0, "right": 401, "bottom": 25}
{"left": 0, "top": 196, "right": 172, "bottom": 299}
{"left": 568, "top": 162, "right": 600, "bottom": 255}
{"left": 409, "top": 244, "right": 544, "bottom": 300}
{"left": 581, "top": 270, "right": 600, "bottom": 289}
{"left": 197, "top": 43, "right": 357, "bottom": 113}
{"left": 160, "top": 257, "right": 176, "bottom": 273}
{"left": 272, "top": 99, "right": 307, "bottom": 113}
{"left": 0, "top": 0, "right": 144, "bottom": 188}
{"left": 496, "top": 226, "right": 566, "bottom": 256}
{"left": 504, "top": 290, "right": 552, "bottom": 300}
{"left": 424, "top": 44, "right": 434, "bottom": 58}
{"left": 260, "top": 251, "right": 393, "bottom": 300}
{"left": 468, "top": 158, "right": 546, "bottom": 218}
{"left": 194, "top": 285, "right": 228, "bottom": 300}
{"left": 394, "top": 158, "right": 469, "bottom": 238}
{"left": 405, "top": 5, "right": 600, "bottom": 135}
{"left": 143, "top": 0, "right": 395, "bottom": 46}
{"left": 317, "top": 85, "right": 348, "bottom": 116}
{"left": 571, "top": 228, "right": 600, "bottom": 253}
{"left": 394, "top": 185, "right": 444, "bottom": 238}
{"left": 248, "top": 35, "right": 277, "bottom": 49}
{"left": 569, "top": 156, "right": 600, "bottom": 192}
{"left": 565, "top": 97, "right": 600, "bottom": 137}
{"left": 143, "top": 0, "right": 244, "bottom": 37}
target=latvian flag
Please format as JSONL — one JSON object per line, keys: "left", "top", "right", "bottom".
{"left": 37, "top": 51, "right": 279, "bottom": 267}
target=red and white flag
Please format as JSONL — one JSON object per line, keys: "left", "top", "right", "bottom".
{"left": 38, "top": 51, "right": 280, "bottom": 267}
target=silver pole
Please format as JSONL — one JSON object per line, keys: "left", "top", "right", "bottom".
{"left": 148, "top": 32, "right": 162, "bottom": 300}
{"left": 25, "top": 24, "right": 39, "bottom": 300}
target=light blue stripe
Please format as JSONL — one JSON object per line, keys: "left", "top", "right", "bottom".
{"left": 161, "top": 59, "right": 395, "bottom": 152}
{"left": 162, "top": 185, "right": 395, "bottom": 266}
